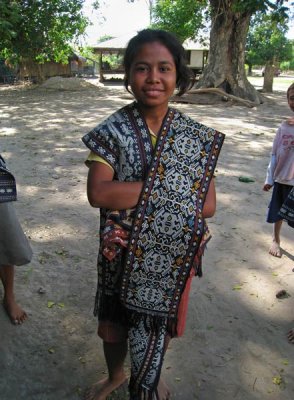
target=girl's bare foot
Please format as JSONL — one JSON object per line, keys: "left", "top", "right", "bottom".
{"left": 3, "top": 296, "right": 27, "bottom": 324}
{"left": 288, "top": 329, "right": 294, "bottom": 344}
{"left": 156, "top": 379, "right": 171, "bottom": 400}
{"left": 84, "top": 375, "right": 127, "bottom": 400}
{"left": 269, "top": 241, "right": 281, "bottom": 257}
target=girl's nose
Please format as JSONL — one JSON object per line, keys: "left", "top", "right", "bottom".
{"left": 147, "top": 68, "right": 160, "bottom": 83}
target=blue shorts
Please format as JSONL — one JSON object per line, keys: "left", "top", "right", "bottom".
{"left": 267, "top": 182, "right": 294, "bottom": 228}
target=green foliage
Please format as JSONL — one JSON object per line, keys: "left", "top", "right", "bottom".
{"left": 98, "top": 35, "right": 114, "bottom": 43}
{"left": 0, "top": 0, "right": 88, "bottom": 64}
{"left": 232, "top": 0, "right": 290, "bottom": 14}
{"left": 102, "top": 54, "right": 124, "bottom": 69}
{"left": 151, "top": 0, "right": 206, "bottom": 43}
{"left": 246, "top": 12, "right": 292, "bottom": 67}
{"left": 0, "top": 1, "right": 21, "bottom": 48}
{"left": 77, "top": 46, "right": 100, "bottom": 63}
{"left": 280, "top": 40, "right": 294, "bottom": 69}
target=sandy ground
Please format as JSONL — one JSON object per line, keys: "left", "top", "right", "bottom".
{"left": 0, "top": 78, "right": 293, "bottom": 400}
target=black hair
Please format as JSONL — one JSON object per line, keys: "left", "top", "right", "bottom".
{"left": 287, "top": 82, "right": 294, "bottom": 99}
{"left": 123, "top": 29, "right": 193, "bottom": 96}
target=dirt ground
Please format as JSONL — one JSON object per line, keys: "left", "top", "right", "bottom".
{"left": 0, "top": 78, "right": 293, "bottom": 400}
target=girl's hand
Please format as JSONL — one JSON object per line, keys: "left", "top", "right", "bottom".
{"left": 286, "top": 117, "right": 294, "bottom": 125}
{"left": 263, "top": 184, "right": 272, "bottom": 191}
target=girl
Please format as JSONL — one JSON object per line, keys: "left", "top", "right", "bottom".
{"left": 263, "top": 82, "right": 294, "bottom": 257}
{"left": 82, "top": 29, "right": 225, "bottom": 400}
{"left": 0, "top": 154, "right": 32, "bottom": 324}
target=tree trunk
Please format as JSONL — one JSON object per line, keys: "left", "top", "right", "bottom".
{"left": 196, "top": 0, "right": 263, "bottom": 104}
{"left": 262, "top": 62, "right": 274, "bottom": 92}
{"left": 247, "top": 63, "right": 252, "bottom": 76}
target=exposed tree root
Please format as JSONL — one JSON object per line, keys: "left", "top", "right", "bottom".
{"left": 173, "top": 87, "right": 262, "bottom": 108}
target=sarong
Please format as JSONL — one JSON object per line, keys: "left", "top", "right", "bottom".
{"left": 82, "top": 102, "right": 225, "bottom": 399}
{"left": 278, "top": 186, "right": 294, "bottom": 227}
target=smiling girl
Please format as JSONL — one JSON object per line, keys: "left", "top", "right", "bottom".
{"left": 82, "top": 29, "right": 225, "bottom": 400}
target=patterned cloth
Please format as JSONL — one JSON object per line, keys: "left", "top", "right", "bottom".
{"left": 0, "top": 155, "right": 17, "bottom": 203}
{"left": 101, "top": 209, "right": 135, "bottom": 261}
{"left": 278, "top": 186, "right": 294, "bottom": 227}
{"left": 82, "top": 102, "right": 225, "bottom": 399}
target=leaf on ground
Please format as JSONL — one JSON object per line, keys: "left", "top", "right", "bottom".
{"left": 57, "top": 302, "right": 65, "bottom": 308}
{"left": 233, "top": 284, "right": 243, "bottom": 290}
{"left": 238, "top": 176, "right": 255, "bottom": 183}
{"left": 175, "top": 377, "right": 181, "bottom": 382}
{"left": 48, "top": 348, "right": 55, "bottom": 354}
{"left": 272, "top": 375, "right": 283, "bottom": 385}
{"left": 281, "top": 359, "right": 289, "bottom": 366}
{"left": 47, "top": 301, "right": 55, "bottom": 308}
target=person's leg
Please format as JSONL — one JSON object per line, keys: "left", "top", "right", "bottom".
{"left": 84, "top": 340, "right": 128, "bottom": 400}
{"left": 0, "top": 264, "right": 27, "bottom": 324}
{"left": 269, "top": 220, "right": 283, "bottom": 257}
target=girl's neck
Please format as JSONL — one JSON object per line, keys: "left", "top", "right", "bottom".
{"left": 138, "top": 104, "right": 169, "bottom": 136}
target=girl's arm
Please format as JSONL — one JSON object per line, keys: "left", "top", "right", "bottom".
{"left": 87, "top": 161, "right": 143, "bottom": 210}
{"left": 203, "top": 179, "right": 216, "bottom": 218}
{"left": 88, "top": 161, "right": 216, "bottom": 215}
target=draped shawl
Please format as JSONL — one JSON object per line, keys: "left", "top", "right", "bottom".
{"left": 82, "top": 102, "right": 225, "bottom": 399}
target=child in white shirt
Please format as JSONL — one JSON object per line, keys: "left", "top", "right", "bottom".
{"left": 263, "top": 83, "right": 294, "bottom": 257}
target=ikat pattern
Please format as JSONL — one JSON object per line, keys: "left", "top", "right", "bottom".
{"left": 82, "top": 103, "right": 154, "bottom": 181}
{"left": 120, "top": 109, "right": 224, "bottom": 318}
{"left": 279, "top": 186, "right": 294, "bottom": 222}
{"left": 0, "top": 155, "right": 17, "bottom": 203}
{"left": 82, "top": 103, "right": 225, "bottom": 398}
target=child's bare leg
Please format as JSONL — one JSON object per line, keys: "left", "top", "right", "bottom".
{"left": 0, "top": 264, "right": 27, "bottom": 324}
{"left": 85, "top": 340, "right": 128, "bottom": 400}
{"left": 269, "top": 220, "right": 283, "bottom": 257}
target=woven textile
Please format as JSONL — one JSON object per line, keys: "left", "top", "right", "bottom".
{"left": 278, "top": 186, "right": 294, "bottom": 223}
{"left": 82, "top": 102, "right": 225, "bottom": 398}
{"left": 0, "top": 155, "right": 17, "bottom": 203}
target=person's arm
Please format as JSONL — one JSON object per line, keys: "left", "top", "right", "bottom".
{"left": 263, "top": 154, "right": 276, "bottom": 191}
{"left": 203, "top": 179, "right": 216, "bottom": 218}
{"left": 263, "top": 127, "right": 280, "bottom": 191}
{"left": 87, "top": 161, "right": 143, "bottom": 210}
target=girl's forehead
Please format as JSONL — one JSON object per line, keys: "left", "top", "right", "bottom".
{"left": 135, "top": 41, "right": 172, "bottom": 57}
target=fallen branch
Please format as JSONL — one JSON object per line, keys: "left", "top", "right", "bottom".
{"left": 181, "top": 87, "right": 260, "bottom": 108}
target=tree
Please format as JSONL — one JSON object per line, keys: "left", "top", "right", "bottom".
{"left": 0, "top": 1, "right": 22, "bottom": 50}
{"left": 129, "top": 1, "right": 291, "bottom": 103}
{"left": 246, "top": 12, "right": 292, "bottom": 92}
{"left": 151, "top": 0, "right": 206, "bottom": 43}
{"left": 196, "top": 0, "right": 291, "bottom": 103}
{"left": 0, "top": 0, "right": 88, "bottom": 65}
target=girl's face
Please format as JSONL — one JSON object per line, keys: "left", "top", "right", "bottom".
{"left": 128, "top": 41, "right": 177, "bottom": 114}
{"left": 288, "top": 89, "right": 294, "bottom": 112}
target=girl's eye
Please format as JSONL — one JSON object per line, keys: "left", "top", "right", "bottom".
{"left": 160, "top": 66, "right": 170, "bottom": 72}
{"left": 135, "top": 66, "right": 148, "bottom": 72}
